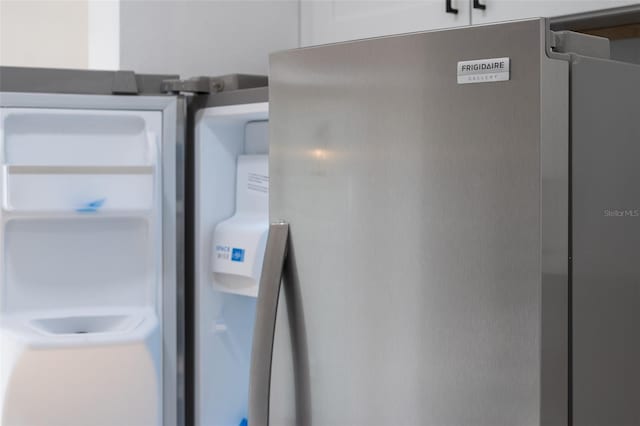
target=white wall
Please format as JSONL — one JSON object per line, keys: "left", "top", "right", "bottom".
{"left": 0, "top": 0, "right": 299, "bottom": 76}
{"left": 88, "top": 0, "right": 120, "bottom": 70}
{"left": 0, "top": 0, "right": 89, "bottom": 69}
{"left": 119, "top": 0, "right": 300, "bottom": 78}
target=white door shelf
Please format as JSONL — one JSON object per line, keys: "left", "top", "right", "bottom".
{"left": 3, "top": 165, "right": 155, "bottom": 213}
{"left": 2, "top": 109, "right": 157, "bottom": 166}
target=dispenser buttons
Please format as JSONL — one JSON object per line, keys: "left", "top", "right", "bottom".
{"left": 231, "top": 248, "right": 245, "bottom": 262}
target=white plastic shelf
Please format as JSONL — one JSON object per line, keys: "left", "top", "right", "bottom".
{"left": 0, "top": 210, "right": 154, "bottom": 221}
{"left": 212, "top": 278, "right": 259, "bottom": 298}
{"left": 3, "top": 165, "right": 155, "bottom": 213}
{"left": 2, "top": 110, "right": 156, "bottom": 166}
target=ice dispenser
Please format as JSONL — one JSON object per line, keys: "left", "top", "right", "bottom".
{"left": 211, "top": 155, "right": 269, "bottom": 294}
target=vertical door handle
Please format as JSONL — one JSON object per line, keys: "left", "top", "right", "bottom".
{"left": 473, "top": 0, "right": 486, "bottom": 10}
{"left": 445, "top": 0, "right": 458, "bottom": 14}
{"left": 249, "top": 222, "right": 289, "bottom": 426}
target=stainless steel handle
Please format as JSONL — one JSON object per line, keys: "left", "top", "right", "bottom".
{"left": 249, "top": 222, "right": 289, "bottom": 426}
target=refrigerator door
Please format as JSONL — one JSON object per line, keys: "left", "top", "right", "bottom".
{"left": 190, "top": 87, "right": 270, "bottom": 426}
{"left": 0, "top": 69, "right": 181, "bottom": 426}
{"left": 265, "top": 20, "right": 569, "bottom": 426}
{"left": 572, "top": 55, "right": 640, "bottom": 425}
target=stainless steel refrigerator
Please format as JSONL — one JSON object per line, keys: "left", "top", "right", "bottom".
{"left": 250, "top": 7, "right": 640, "bottom": 426}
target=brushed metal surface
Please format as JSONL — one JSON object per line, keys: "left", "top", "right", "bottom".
{"left": 174, "top": 95, "right": 186, "bottom": 426}
{"left": 269, "top": 20, "right": 556, "bottom": 426}
{"left": 572, "top": 56, "right": 640, "bottom": 426}
{"left": 249, "top": 222, "right": 289, "bottom": 426}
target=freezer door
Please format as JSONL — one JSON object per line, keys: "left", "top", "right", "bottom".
{"left": 265, "top": 20, "right": 569, "bottom": 426}
{"left": 572, "top": 56, "right": 640, "bottom": 425}
{"left": 0, "top": 80, "right": 181, "bottom": 426}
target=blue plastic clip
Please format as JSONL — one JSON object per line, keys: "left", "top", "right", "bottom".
{"left": 239, "top": 418, "right": 248, "bottom": 426}
{"left": 76, "top": 198, "right": 106, "bottom": 213}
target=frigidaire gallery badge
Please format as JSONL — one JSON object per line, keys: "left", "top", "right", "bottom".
{"left": 457, "top": 57, "right": 510, "bottom": 84}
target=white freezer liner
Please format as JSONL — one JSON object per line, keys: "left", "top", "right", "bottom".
{"left": 194, "top": 104, "right": 268, "bottom": 426}
{"left": 0, "top": 308, "right": 160, "bottom": 426}
{"left": 3, "top": 165, "right": 154, "bottom": 212}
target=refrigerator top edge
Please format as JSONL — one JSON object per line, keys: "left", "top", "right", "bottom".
{"left": 269, "top": 18, "right": 545, "bottom": 57}
{"left": 0, "top": 66, "right": 178, "bottom": 96}
{"left": 189, "top": 86, "right": 269, "bottom": 114}
{"left": 0, "top": 67, "right": 268, "bottom": 98}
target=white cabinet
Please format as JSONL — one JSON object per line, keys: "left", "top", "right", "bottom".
{"left": 301, "top": 0, "right": 638, "bottom": 48}
{"left": 301, "top": 0, "right": 471, "bottom": 46}
{"left": 471, "top": 0, "right": 640, "bottom": 25}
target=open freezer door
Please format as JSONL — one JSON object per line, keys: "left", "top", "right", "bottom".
{"left": 0, "top": 67, "right": 181, "bottom": 426}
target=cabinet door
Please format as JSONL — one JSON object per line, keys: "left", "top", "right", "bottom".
{"left": 471, "top": 0, "right": 639, "bottom": 25}
{"left": 301, "top": 0, "right": 471, "bottom": 47}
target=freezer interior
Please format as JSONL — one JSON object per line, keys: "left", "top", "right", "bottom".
{"left": 194, "top": 102, "right": 269, "bottom": 426}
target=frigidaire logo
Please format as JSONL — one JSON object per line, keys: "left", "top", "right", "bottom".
{"left": 457, "top": 57, "right": 511, "bottom": 85}
{"left": 603, "top": 209, "right": 640, "bottom": 217}
{"left": 459, "top": 61, "right": 507, "bottom": 72}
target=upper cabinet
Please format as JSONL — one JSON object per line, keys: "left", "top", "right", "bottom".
{"left": 301, "top": 0, "right": 639, "bottom": 47}
{"left": 471, "top": 0, "right": 640, "bottom": 25}
{"left": 301, "top": 0, "right": 471, "bottom": 47}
